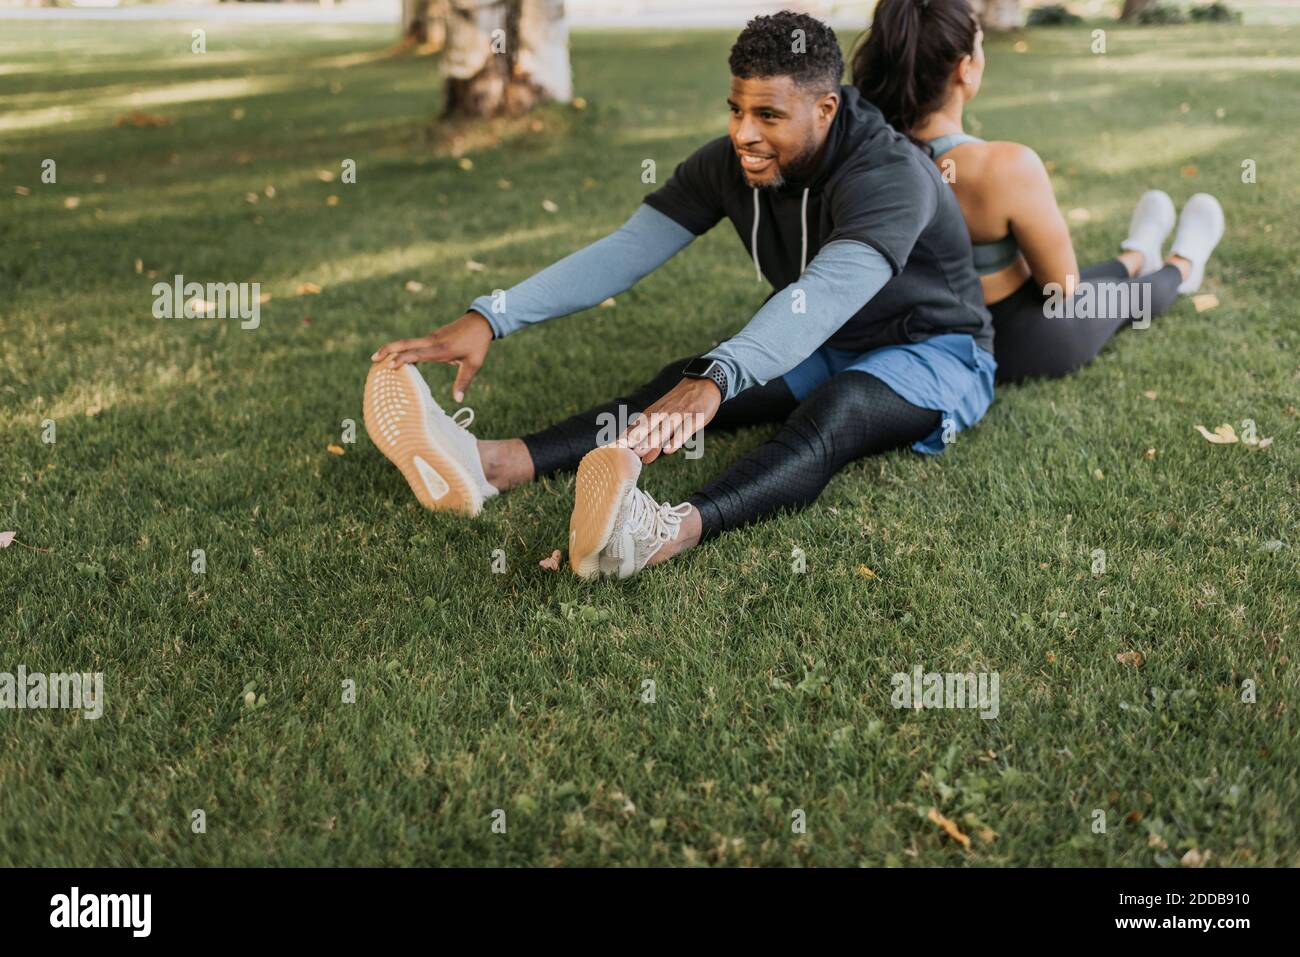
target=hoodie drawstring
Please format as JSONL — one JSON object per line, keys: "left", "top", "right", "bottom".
{"left": 750, "top": 186, "right": 811, "bottom": 283}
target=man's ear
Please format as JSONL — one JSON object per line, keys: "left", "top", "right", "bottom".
{"left": 817, "top": 89, "right": 840, "bottom": 124}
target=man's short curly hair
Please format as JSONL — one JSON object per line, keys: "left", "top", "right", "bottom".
{"left": 728, "top": 11, "right": 844, "bottom": 94}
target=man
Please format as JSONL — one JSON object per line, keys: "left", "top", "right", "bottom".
{"left": 366, "top": 11, "right": 995, "bottom": 580}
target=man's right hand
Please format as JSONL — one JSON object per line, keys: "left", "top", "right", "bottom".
{"left": 371, "top": 311, "right": 494, "bottom": 402}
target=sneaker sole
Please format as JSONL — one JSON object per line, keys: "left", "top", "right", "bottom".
{"left": 363, "top": 363, "right": 481, "bottom": 516}
{"left": 569, "top": 446, "right": 640, "bottom": 580}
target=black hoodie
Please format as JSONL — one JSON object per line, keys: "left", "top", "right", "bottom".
{"left": 643, "top": 85, "right": 992, "bottom": 354}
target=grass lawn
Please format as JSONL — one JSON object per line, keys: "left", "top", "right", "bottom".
{"left": 1, "top": 11, "right": 1297, "bottom": 867}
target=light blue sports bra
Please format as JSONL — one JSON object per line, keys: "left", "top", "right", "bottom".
{"left": 926, "top": 133, "right": 1022, "bottom": 275}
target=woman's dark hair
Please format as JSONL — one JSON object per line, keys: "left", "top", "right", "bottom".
{"left": 850, "top": 0, "right": 980, "bottom": 134}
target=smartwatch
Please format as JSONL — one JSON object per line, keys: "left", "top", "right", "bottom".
{"left": 681, "top": 357, "right": 728, "bottom": 398}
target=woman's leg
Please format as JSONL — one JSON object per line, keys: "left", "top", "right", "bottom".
{"left": 993, "top": 262, "right": 1184, "bottom": 383}
{"left": 481, "top": 356, "right": 798, "bottom": 489}
{"left": 644, "top": 371, "right": 939, "bottom": 564}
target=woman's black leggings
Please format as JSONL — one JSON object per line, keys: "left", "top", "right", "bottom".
{"left": 992, "top": 260, "right": 1182, "bottom": 383}
{"left": 522, "top": 358, "right": 938, "bottom": 540}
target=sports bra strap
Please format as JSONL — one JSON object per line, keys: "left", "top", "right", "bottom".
{"left": 926, "top": 132, "right": 984, "bottom": 159}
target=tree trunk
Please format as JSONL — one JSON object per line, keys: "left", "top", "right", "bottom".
{"left": 443, "top": 0, "right": 571, "bottom": 118}
{"left": 402, "top": 0, "right": 429, "bottom": 43}
{"left": 1120, "top": 0, "right": 1158, "bottom": 20}
{"left": 971, "top": 0, "right": 1022, "bottom": 31}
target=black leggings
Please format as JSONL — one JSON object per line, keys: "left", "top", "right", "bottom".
{"left": 522, "top": 358, "right": 938, "bottom": 540}
{"left": 992, "top": 260, "right": 1182, "bottom": 383}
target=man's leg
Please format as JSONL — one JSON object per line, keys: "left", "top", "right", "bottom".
{"left": 632, "top": 371, "right": 940, "bottom": 568}
{"left": 479, "top": 356, "right": 798, "bottom": 491}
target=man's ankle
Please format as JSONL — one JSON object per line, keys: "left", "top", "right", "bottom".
{"left": 479, "top": 438, "right": 534, "bottom": 491}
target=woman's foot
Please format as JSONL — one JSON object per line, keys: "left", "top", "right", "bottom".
{"left": 1120, "top": 190, "right": 1176, "bottom": 276}
{"left": 1168, "top": 193, "right": 1225, "bottom": 294}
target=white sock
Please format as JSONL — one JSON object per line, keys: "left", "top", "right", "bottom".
{"left": 1120, "top": 190, "right": 1176, "bottom": 277}
{"left": 1168, "top": 193, "right": 1225, "bottom": 295}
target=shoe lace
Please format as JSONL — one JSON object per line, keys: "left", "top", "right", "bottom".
{"left": 451, "top": 407, "right": 474, "bottom": 430}
{"left": 624, "top": 487, "right": 691, "bottom": 545}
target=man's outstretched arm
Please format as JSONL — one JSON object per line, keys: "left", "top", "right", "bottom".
{"left": 372, "top": 204, "right": 695, "bottom": 399}
{"left": 468, "top": 204, "right": 696, "bottom": 338}
{"left": 701, "top": 240, "right": 893, "bottom": 400}
{"left": 621, "top": 240, "right": 894, "bottom": 462}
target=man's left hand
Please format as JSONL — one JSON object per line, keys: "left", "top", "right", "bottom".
{"left": 619, "top": 377, "right": 722, "bottom": 464}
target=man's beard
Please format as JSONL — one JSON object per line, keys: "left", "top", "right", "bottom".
{"left": 752, "top": 140, "right": 820, "bottom": 192}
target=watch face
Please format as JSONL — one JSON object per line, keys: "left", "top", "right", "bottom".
{"left": 683, "top": 358, "right": 714, "bottom": 378}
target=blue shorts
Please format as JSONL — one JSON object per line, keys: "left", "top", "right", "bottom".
{"left": 781, "top": 334, "right": 997, "bottom": 455}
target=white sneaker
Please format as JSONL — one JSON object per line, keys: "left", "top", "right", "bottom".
{"left": 1120, "top": 190, "right": 1176, "bottom": 277}
{"left": 569, "top": 446, "right": 691, "bottom": 580}
{"left": 1168, "top": 193, "right": 1225, "bottom": 294}
{"left": 363, "top": 362, "right": 498, "bottom": 515}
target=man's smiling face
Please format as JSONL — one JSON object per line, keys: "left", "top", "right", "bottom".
{"left": 728, "top": 75, "right": 839, "bottom": 190}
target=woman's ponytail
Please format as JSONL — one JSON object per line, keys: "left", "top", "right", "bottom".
{"left": 851, "top": 0, "right": 979, "bottom": 135}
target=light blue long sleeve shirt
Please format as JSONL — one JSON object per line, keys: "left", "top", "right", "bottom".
{"left": 467, "top": 203, "right": 894, "bottom": 401}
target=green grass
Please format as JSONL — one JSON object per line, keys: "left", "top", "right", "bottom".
{"left": 1, "top": 14, "right": 1297, "bottom": 867}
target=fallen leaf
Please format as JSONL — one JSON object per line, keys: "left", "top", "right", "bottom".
{"left": 257, "top": 292, "right": 272, "bottom": 305}
{"left": 856, "top": 564, "right": 877, "bottom": 580}
{"left": 539, "top": 549, "right": 562, "bottom": 571}
{"left": 15, "top": 186, "right": 30, "bottom": 196}
{"left": 977, "top": 827, "right": 997, "bottom": 845}
{"left": 1180, "top": 164, "right": 1198, "bottom": 177}
{"left": 541, "top": 199, "right": 559, "bottom": 213}
{"left": 497, "top": 179, "right": 512, "bottom": 189}
{"left": 326, "top": 195, "right": 339, "bottom": 206}
{"left": 572, "top": 96, "right": 587, "bottom": 110}
{"left": 1116, "top": 650, "right": 1145, "bottom": 667}
{"left": 1143, "top": 390, "right": 1158, "bottom": 400}
{"left": 926, "top": 808, "right": 971, "bottom": 849}
{"left": 529, "top": 119, "right": 544, "bottom": 132}
{"left": 1180, "top": 848, "right": 1205, "bottom": 867}
{"left": 114, "top": 110, "right": 171, "bottom": 127}
{"left": 134, "top": 258, "right": 143, "bottom": 274}
{"left": 1194, "top": 423, "right": 1238, "bottom": 444}
{"left": 457, "top": 158, "right": 473, "bottom": 172}
{"left": 599, "top": 297, "right": 616, "bottom": 308}
{"left": 186, "top": 298, "right": 217, "bottom": 316}
{"left": 317, "top": 169, "right": 336, "bottom": 182}
{"left": 1067, "top": 207, "right": 1091, "bottom": 223}
{"left": 1192, "top": 294, "right": 1218, "bottom": 312}
{"left": 264, "top": 184, "right": 276, "bottom": 198}
{"left": 326, "top": 444, "right": 345, "bottom": 456}
{"left": 1257, "top": 436, "right": 1273, "bottom": 450}
{"left": 1093, "top": 468, "right": 1105, "bottom": 480}
{"left": 244, "top": 192, "right": 259, "bottom": 205}
{"left": 1144, "top": 447, "right": 1157, "bottom": 460}
{"left": 231, "top": 107, "right": 246, "bottom": 120}
{"left": 0, "top": 531, "right": 15, "bottom": 549}
{"left": 1147, "top": 832, "right": 1168, "bottom": 850}
{"left": 465, "top": 260, "right": 486, "bottom": 273}
{"left": 404, "top": 280, "right": 425, "bottom": 292}
{"left": 1013, "top": 40, "right": 1028, "bottom": 53}
{"left": 296, "top": 282, "right": 321, "bottom": 295}
{"left": 1125, "top": 810, "right": 1143, "bottom": 824}
{"left": 63, "top": 196, "right": 80, "bottom": 209}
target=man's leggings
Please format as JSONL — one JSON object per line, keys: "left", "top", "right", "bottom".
{"left": 521, "top": 357, "right": 939, "bottom": 541}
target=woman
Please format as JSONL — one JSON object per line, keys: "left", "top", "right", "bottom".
{"left": 852, "top": 0, "right": 1225, "bottom": 382}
